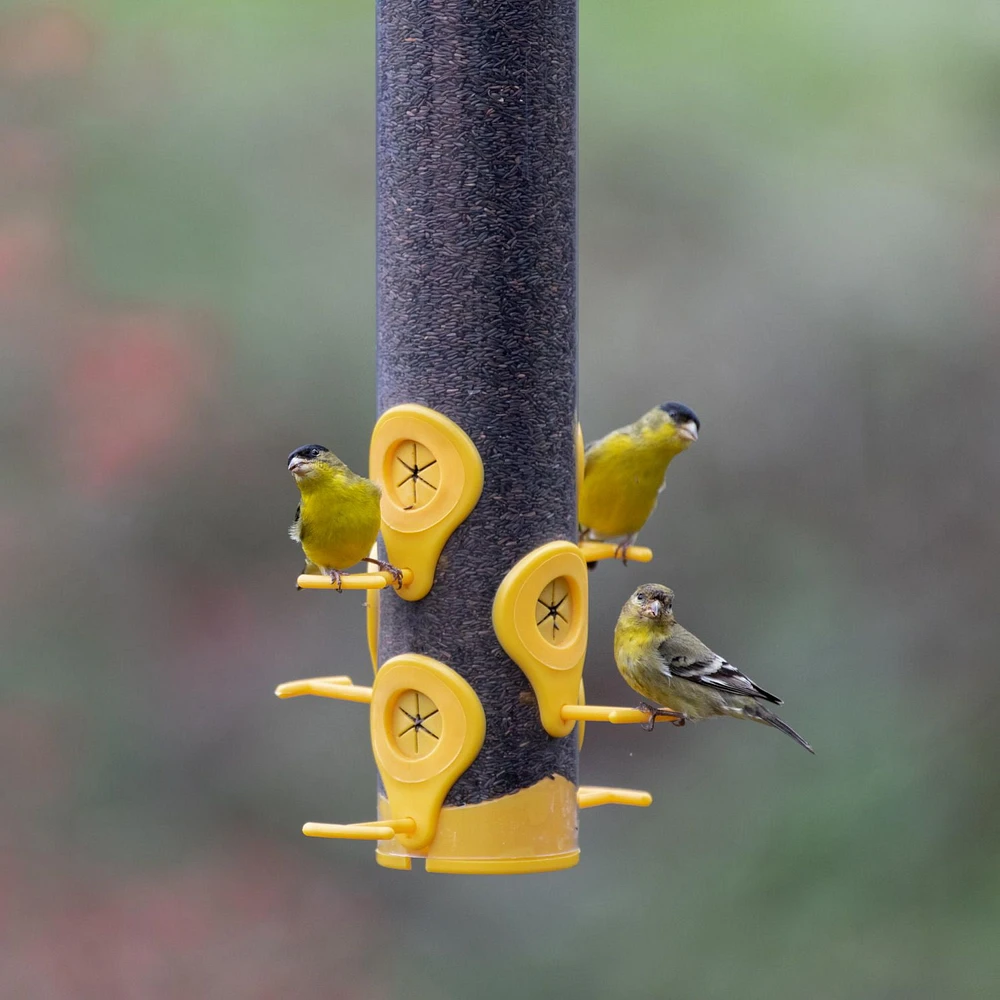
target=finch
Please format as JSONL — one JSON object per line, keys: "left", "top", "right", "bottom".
{"left": 614, "top": 584, "right": 814, "bottom": 753}
{"left": 287, "top": 444, "right": 401, "bottom": 591}
{"left": 579, "top": 402, "right": 699, "bottom": 561}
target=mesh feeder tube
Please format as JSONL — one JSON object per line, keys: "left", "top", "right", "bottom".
{"left": 374, "top": 0, "right": 579, "bottom": 873}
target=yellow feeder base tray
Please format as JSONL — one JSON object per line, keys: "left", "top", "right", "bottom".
{"left": 370, "top": 776, "right": 651, "bottom": 874}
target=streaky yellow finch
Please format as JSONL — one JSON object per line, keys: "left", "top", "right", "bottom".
{"left": 287, "top": 444, "right": 402, "bottom": 591}
{"left": 614, "top": 584, "right": 814, "bottom": 753}
{"left": 579, "top": 402, "right": 699, "bottom": 561}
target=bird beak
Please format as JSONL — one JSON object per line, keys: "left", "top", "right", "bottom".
{"left": 676, "top": 420, "right": 698, "bottom": 443}
{"left": 288, "top": 456, "right": 311, "bottom": 476}
{"left": 641, "top": 600, "right": 663, "bottom": 619}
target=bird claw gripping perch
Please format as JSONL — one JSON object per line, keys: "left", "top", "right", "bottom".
{"left": 363, "top": 557, "right": 404, "bottom": 589}
{"left": 296, "top": 567, "right": 414, "bottom": 591}
{"left": 578, "top": 539, "right": 654, "bottom": 566}
{"left": 636, "top": 702, "right": 687, "bottom": 732}
{"left": 613, "top": 537, "right": 637, "bottom": 565}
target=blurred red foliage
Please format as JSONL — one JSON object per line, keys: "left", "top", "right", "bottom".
{"left": 1, "top": 843, "right": 384, "bottom": 998}
{"left": 59, "top": 311, "right": 217, "bottom": 496}
{"left": 0, "top": 128, "right": 64, "bottom": 191}
{"left": 0, "top": 700, "right": 77, "bottom": 809}
{"left": 0, "top": 212, "right": 63, "bottom": 301}
{"left": 0, "top": 8, "right": 93, "bottom": 82}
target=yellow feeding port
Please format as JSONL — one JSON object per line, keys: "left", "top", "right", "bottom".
{"left": 493, "top": 540, "right": 589, "bottom": 738}
{"left": 390, "top": 689, "right": 442, "bottom": 759}
{"left": 387, "top": 440, "right": 441, "bottom": 510}
{"left": 535, "top": 576, "right": 574, "bottom": 647}
{"left": 369, "top": 404, "right": 483, "bottom": 601}
{"left": 370, "top": 654, "right": 486, "bottom": 852}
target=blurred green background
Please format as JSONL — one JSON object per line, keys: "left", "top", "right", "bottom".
{"left": 3, "top": 1, "right": 998, "bottom": 996}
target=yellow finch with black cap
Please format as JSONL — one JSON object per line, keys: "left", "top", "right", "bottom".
{"left": 579, "top": 402, "right": 699, "bottom": 560}
{"left": 614, "top": 584, "right": 814, "bottom": 752}
{"left": 287, "top": 444, "right": 401, "bottom": 591}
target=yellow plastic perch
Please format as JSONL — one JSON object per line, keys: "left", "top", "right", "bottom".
{"left": 304, "top": 818, "right": 416, "bottom": 840}
{"left": 560, "top": 703, "right": 664, "bottom": 726}
{"left": 302, "top": 788, "right": 649, "bottom": 845}
{"left": 577, "top": 786, "right": 652, "bottom": 809}
{"left": 274, "top": 675, "right": 373, "bottom": 703}
{"left": 578, "top": 541, "right": 653, "bottom": 565}
{"left": 296, "top": 568, "right": 414, "bottom": 591}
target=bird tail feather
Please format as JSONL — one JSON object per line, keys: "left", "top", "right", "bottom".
{"left": 748, "top": 706, "right": 815, "bottom": 754}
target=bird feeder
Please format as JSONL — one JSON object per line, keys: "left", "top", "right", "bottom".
{"left": 277, "top": 0, "right": 665, "bottom": 873}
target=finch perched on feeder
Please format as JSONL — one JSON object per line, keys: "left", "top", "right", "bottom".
{"left": 287, "top": 444, "right": 402, "bottom": 591}
{"left": 578, "top": 402, "right": 699, "bottom": 562}
{"left": 614, "top": 584, "right": 814, "bottom": 753}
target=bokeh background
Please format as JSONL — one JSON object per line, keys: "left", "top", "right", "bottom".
{"left": 3, "top": 1, "right": 999, "bottom": 997}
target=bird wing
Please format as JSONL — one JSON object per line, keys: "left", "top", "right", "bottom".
{"left": 288, "top": 504, "right": 302, "bottom": 542}
{"left": 582, "top": 428, "right": 622, "bottom": 468}
{"left": 658, "top": 627, "right": 782, "bottom": 704}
